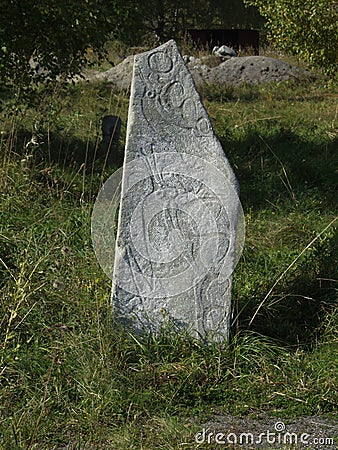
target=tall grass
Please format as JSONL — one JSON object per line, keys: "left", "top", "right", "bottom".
{"left": 0, "top": 77, "right": 337, "bottom": 449}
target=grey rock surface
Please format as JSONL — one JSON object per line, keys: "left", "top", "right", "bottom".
{"left": 110, "top": 40, "right": 243, "bottom": 340}
{"left": 104, "top": 55, "right": 134, "bottom": 89}
{"left": 199, "top": 56, "right": 311, "bottom": 86}
{"left": 213, "top": 45, "right": 237, "bottom": 57}
{"left": 85, "top": 54, "right": 312, "bottom": 90}
{"left": 83, "top": 55, "right": 134, "bottom": 89}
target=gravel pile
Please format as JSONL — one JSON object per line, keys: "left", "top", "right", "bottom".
{"left": 188, "top": 55, "right": 313, "bottom": 86}
{"left": 83, "top": 54, "right": 313, "bottom": 90}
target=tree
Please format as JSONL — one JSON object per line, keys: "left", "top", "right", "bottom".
{"left": 0, "top": 0, "right": 115, "bottom": 89}
{"left": 138, "top": 0, "right": 215, "bottom": 43}
{"left": 0, "top": 0, "right": 266, "bottom": 109}
{"left": 138, "top": 0, "right": 263, "bottom": 44}
{"left": 208, "top": 0, "right": 264, "bottom": 30}
{"left": 0, "top": 0, "right": 264, "bottom": 95}
{"left": 244, "top": 0, "right": 338, "bottom": 74}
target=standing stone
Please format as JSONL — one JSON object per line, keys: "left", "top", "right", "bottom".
{"left": 100, "top": 115, "right": 122, "bottom": 166}
{"left": 101, "top": 115, "right": 121, "bottom": 148}
{"left": 110, "top": 40, "right": 243, "bottom": 341}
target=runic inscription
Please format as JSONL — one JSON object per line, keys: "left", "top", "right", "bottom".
{"left": 108, "top": 40, "right": 244, "bottom": 340}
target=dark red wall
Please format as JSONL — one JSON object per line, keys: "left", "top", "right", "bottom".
{"left": 186, "top": 29, "right": 259, "bottom": 55}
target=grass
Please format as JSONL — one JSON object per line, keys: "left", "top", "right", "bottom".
{"left": 0, "top": 69, "right": 337, "bottom": 449}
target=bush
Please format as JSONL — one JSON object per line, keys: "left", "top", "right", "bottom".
{"left": 245, "top": 0, "right": 338, "bottom": 75}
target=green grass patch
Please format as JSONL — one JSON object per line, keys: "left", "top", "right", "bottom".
{"left": 0, "top": 77, "right": 337, "bottom": 448}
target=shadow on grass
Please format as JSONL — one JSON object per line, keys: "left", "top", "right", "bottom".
{"left": 234, "top": 231, "right": 337, "bottom": 346}
{"left": 224, "top": 126, "right": 337, "bottom": 346}
{"left": 221, "top": 128, "right": 337, "bottom": 211}
{"left": 9, "top": 128, "right": 124, "bottom": 172}
{"left": 200, "top": 78, "right": 328, "bottom": 104}
{"left": 4, "top": 113, "right": 337, "bottom": 349}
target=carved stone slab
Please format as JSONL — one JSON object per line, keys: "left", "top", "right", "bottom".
{"left": 110, "top": 40, "right": 244, "bottom": 341}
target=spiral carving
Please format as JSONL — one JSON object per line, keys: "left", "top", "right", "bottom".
{"left": 92, "top": 152, "right": 244, "bottom": 300}
{"left": 92, "top": 41, "right": 245, "bottom": 339}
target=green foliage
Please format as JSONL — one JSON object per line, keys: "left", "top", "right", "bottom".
{"left": 0, "top": 0, "right": 263, "bottom": 105}
{"left": 0, "top": 0, "right": 113, "bottom": 96}
{"left": 244, "top": 0, "right": 338, "bottom": 74}
{"left": 0, "top": 0, "right": 264, "bottom": 112}
{"left": 132, "top": 0, "right": 263, "bottom": 44}
{"left": 208, "top": 0, "right": 264, "bottom": 30}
